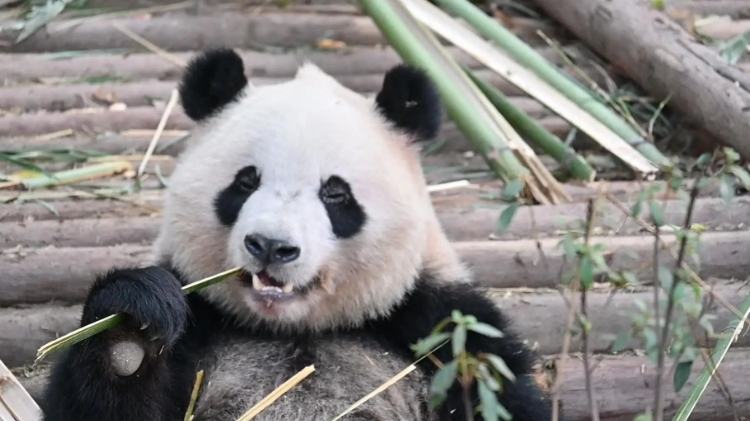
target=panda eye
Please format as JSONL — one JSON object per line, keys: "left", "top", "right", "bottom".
{"left": 235, "top": 166, "right": 260, "bottom": 193}
{"left": 320, "top": 176, "right": 350, "bottom": 205}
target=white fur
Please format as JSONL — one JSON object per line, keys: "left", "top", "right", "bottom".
{"left": 152, "top": 62, "right": 468, "bottom": 333}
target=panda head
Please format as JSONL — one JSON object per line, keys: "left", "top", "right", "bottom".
{"left": 155, "top": 48, "right": 466, "bottom": 332}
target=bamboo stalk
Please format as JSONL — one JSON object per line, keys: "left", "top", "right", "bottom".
{"left": 431, "top": 0, "right": 670, "bottom": 168}
{"left": 357, "top": 0, "right": 528, "bottom": 183}
{"left": 670, "top": 290, "right": 750, "bottom": 421}
{"left": 0, "top": 161, "right": 132, "bottom": 190}
{"left": 235, "top": 365, "right": 316, "bottom": 421}
{"left": 465, "top": 67, "right": 596, "bottom": 182}
{"left": 400, "top": 0, "right": 660, "bottom": 178}
{"left": 360, "top": 0, "right": 570, "bottom": 203}
{"left": 35, "top": 268, "right": 242, "bottom": 363}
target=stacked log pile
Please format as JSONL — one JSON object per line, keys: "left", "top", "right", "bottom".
{"left": 1, "top": 1, "right": 749, "bottom": 420}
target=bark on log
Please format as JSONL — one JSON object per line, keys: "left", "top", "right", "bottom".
{"left": 0, "top": 70, "right": 527, "bottom": 112}
{"left": 3, "top": 197, "right": 750, "bottom": 247}
{"left": 14, "top": 347, "right": 750, "bottom": 421}
{"left": 0, "top": 101, "right": 554, "bottom": 138}
{"left": 668, "top": 0, "right": 750, "bottom": 17}
{"left": 0, "top": 43, "right": 599, "bottom": 85}
{"left": 2, "top": 280, "right": 748, "bottom": 368}
{"left": 4, "top": 231, "right": 750, "bottom": 306}
{"left": 531, "top": 0, "right": 750, "bottom": 160}
{"left": 0, "top": 12, "right": 565, "bottom": 53}
{"left": 0, "top": 114, "right": 573, "bottom": 155}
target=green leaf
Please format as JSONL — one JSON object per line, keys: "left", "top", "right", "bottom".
{"left": 649, "top": 200, "right": 665, "bottom": 227}
{"left": 579, "top": 255, "right": 594, "bottom": 289}
{"left": 478, "top": 363, "right": 500, "bottom": 391}
{"left": 452, "top": 325, "right": 467, "bottom": 357}
{"left": 497, "top": 202, "right": 520, "bottom": 232}
{"left": 430, "top": 359, "right": 459, "bottom": 398}
{"left": 724, "top": 147, "right": 741, "bottom": 163}
{"left": 673, "top": 360, "right": 694, "bottom": 393}
{"left": 699, "top": 314, "right": 717, "bottom": 336}
{"left": 411, "top": 332, "right": 451, "bottom": 357}
{"left": 611, "top": 330, "right": 632, "bottom": 352}
{"left": 631, "top": 195, "right": 644, "bottom": 219}
{"left": 695, "top": 152, "right": 712, "bottom": 167}
{"left": 727, "top": 165, "right": 750, "bottom": 190}
{"left": 501, "top": 179, "right": 524, "bottom": 201}
{"left": 634, "top": 411, "right": 653, "bottom": 421}
{"left": 467, "top": 322, "right": 504, "bottom": 338}
{"left": 484, "top": 354, "right": 517, "bottom": 382}
{"left": 719, "top": 175, "right": 736, "bottom": 205}
{"left": 719, "top": 32, "right": 750, "bottom": 65}
{"left": 478, "top": 380, "right": 500, "bottom": 421}
{"left": 657, "top": 266, "right": 673, "bottom": 291}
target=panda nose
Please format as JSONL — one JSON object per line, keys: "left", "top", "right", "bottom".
{"left": 244, "top": 234, "right": 301, "bottom": 265}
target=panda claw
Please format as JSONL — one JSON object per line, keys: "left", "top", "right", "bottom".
{"left": 140, "top": 321, "right": 150, "bottom": 330}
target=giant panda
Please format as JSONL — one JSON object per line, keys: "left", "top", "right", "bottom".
{"left": 40, "top": 48, "right": 556, "bottom": 421}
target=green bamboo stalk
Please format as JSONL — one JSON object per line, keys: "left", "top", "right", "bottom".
{"left": 671, "top": 290, "right": 750, "bottom": 421}
{"left": 433, "top": 0, "right": 671, "bottom": 168}
{"left": 358, "top": 0, "right": 530, "bottom": 182}
{"left": 464, "top": 67, "right": 595, "bottom": 182}
{"left": 35, "top": 267, "right": 242, "bottom": 364}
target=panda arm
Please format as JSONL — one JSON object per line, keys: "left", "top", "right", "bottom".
{"left": 372, "top": 275, "right": 554, "bottom": 421}
{"left": 41, "top": 266, "right": 208, "bottom": 421}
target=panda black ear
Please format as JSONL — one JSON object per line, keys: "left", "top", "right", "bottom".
{"left": 179, "top": 48, "right": 248, "bottom": 122}
{"left": 375, "top": 64, "right": 443, "bottom": 142}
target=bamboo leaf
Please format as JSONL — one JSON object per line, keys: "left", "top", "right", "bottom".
{"left": 467, "top": 322, "right": 504, "bottom": 338}
{"left": 412, "top": 332, "right": 451, "bottom": 357}
{"left": 671, "top": 290, "right": 750, "bottom": 421}
{"left": 452, "top": 325, "right": 467, "bottom": 357}
{"left": 429, "top": 359, "right": 459, "bottom": 403}
{"left": 484, "top": 354, "right": 516, "bottom": 382}
{"left": 497, "top": 202, "right": 520, "bottom": 232}
{"left": 673, "top": 360, "right": 693, "bottom": 393}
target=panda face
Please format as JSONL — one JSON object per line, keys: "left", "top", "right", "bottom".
{"left": 156, "top": 49, "right": 444, "bottom": 332}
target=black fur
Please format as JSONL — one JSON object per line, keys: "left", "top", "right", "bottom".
{"left": 375, "top": 64, "right": 443, "bottom": 142}
{"left": 179, "top": 48, "right": 248, "bottom": 122}
{"left": 41, "top": 266, "right": 210, "bottom": 421}
{"left": 41, "top": 266, "right": 552, "bottom": 421}
{"left": 369, "top": 273, "right": 555, "bottom": 421}
{"left": 319, "top": 175, "right": 367, "bottom": 238}
{"left": 214, "top": 165, "right": 260, "bottom": 226}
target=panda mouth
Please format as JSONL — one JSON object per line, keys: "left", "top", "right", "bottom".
{"left": 239, "top": 270, "right": 316, "bottom": 303}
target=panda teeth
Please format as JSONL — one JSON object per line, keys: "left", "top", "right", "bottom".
{"left": 251, "top": 273, "right": 264, "bottom": 291}
{"left": 282, "top": 283, "right": 294, "bottom": 294}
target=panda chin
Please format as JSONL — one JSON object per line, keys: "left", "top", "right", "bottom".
{"left": 239, "top": 270, "right": 318, "bottom": 305}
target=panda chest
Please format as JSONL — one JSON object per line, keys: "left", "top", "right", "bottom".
{"left": 192, "top": 333, "right": 431, "bottom": 421}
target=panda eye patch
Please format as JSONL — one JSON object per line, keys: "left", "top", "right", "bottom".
{"left": 319, "top": 176, "right": 366, "bottom": 239}
{"left": 320, "top": 176, "right": 350, "bottom": 204}
{"left": 235, "top": 166, "right": 260, "bottom": 193}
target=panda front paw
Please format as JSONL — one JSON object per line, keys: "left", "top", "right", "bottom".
{"left": 81, "top": 266, "right": 189, "bottom": 376}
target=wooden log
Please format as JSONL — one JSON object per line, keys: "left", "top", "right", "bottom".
{"left": 0, "top": 99, "right": 553, "bottom": 138}
{"left": 0, "top": 43, "right": 598, "bottom": 85}
{"left": 0, "top": 69, "right": 527, "bottom": 112}
{"left": 4, "top": 231, "right": 750, "bottom": 306}
{"left": 0, "top": 112, "right": 573, "bottom": 154}
{"left": 531, "top": 0, "right": 750, "bottom": 161}
{"left": 4, "top": 197, "right": 750, "bottom": 247}
{"left": 14, "top": 347, "right": 750, "bottom": 421}
{"left": 0, "top": 12, "right": 565, "bottom": 53}
{"left": 2, "top": 280, "right": 748, "bottom": 368}
{"left": 667, "top": 0, "right": 750, "bottom": 17}
{"left": 0, "top": 176, "right": 730, "bottom": 223}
